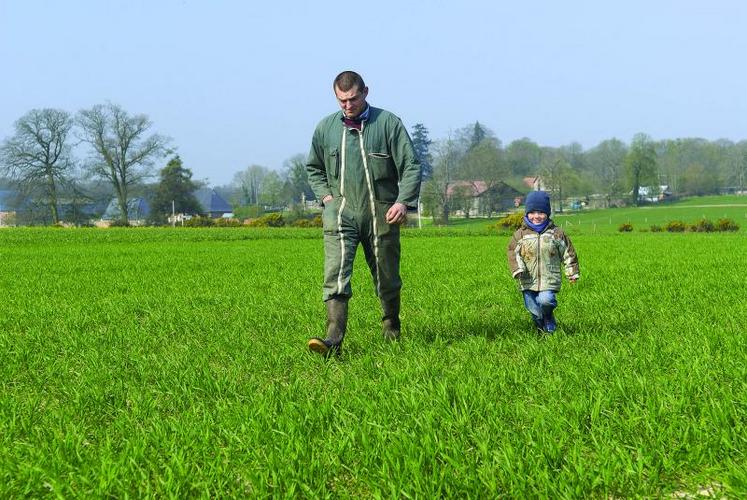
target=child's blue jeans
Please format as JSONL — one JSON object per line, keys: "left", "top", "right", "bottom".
{"left": 522, "top": 290, "right": 558, "bottom": 332}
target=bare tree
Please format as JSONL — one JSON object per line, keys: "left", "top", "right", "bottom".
{"left": 233, "top": 164, "right": 268, "bottom": 206}
{"left": 77, "top": 103, "right": 169, "bottom": 224}
{"left": 421, "top": 135, "right": 461, "bottom": 225}
{"left": 0, "top": 109, "right": 75, "bottom": 224}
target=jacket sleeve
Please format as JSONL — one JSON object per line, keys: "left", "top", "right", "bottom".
{"left": 507, "top": 230, "right": 525, "bottom": 278}
{"left": 389, "top": 119, "right": 422, "bottom": 208}
{"left": 560, "top": 230, "right": 580, "bottom": 279}
{"left": 305, "top": 124, "right": 333, "bottom": 203}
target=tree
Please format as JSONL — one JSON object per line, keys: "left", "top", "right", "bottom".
{"left": 0, "top": 108, "right": 75, "bottom": 224}
{"left": 421, "top": 135, "right": 461, "bottom": 224}
{"left": 410, "top": 123, "right": 433, "bottom": 180}
{"left": 735, "top": 141, "right": 747, "bottom": 193}
{"left": 506, "top": 138, "right": 542, "bottom": 177}
{"left": 540, "top": 154, "right": 586, "bottom": 212}
{"left": 148, "top": 156, "right": 202, "bottom": 225}
{"left": 233, "top": 164, "right": 268, "bottom": 206}
{"left": 457, "top": 137, "right": 508, "bottom": 216}
{"left": 585, "top": 138, "right": 627, "bottom": 205}
{"left": 260, "top": 170, "right": 284, "bottom": 208}
{"left": 282, "top": 154, "right": 313, "bottom": 204}
{"left": 77, "top": 103, "right": 170, "bottom": 225}
{"left": 625, "top": 133, "right": 657, "bottom": 205}
{"left": 470, "top": 121, "right": 487, "bottom": 150}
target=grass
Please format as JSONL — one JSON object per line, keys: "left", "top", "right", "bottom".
{"left": 419, "top": 194, "right": 747, "bottom": 235}
{"left": 1, "top": 198, "right": 746, "bottom": 497}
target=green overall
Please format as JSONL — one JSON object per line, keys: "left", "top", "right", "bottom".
{"left": 306, "top": 107, "right": 421, "bottom": 302}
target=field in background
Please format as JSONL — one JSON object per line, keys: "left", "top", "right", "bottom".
{"left": 422, "top": 194, "right": 747, "bottom": 235}
{"left": 1, "top": 197, "right": 746, "bottom": 496}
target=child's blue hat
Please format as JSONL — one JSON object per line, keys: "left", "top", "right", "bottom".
{"left": 525, "top": 190, "right": 551, "bottom": 215}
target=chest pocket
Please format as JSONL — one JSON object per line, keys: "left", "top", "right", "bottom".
{"left": 367, "top": 152, "right": 396, "bottom": 181}
{"left": 326, "top": 148, "right": 340, "bottom": 179}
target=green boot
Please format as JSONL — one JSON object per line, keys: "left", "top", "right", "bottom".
{"left": 308, "top": 297, "right": 348, "bottom": 357}
{"left": 381, "top": 295, "right": 401, "bottom": 341}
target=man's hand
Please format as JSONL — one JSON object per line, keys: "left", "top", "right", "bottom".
{"left": 322, "top": 195, "right": 333, "bottom": 205}
{"left": 385, "top": 202, "right": 408, "bottom": 225}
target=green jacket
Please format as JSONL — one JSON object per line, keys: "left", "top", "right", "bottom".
{"left": 507, "top": 221, "right": 580, "bottom": 292}
{"left": 306, "top": 106, "right": 421, "bottom": 209}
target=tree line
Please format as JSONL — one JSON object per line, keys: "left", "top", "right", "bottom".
{"left": 0, "top": 105, "right": 314, "bottom": 226}
{"left": 2, "top": 106, "right": 746, "bottom": 226}
{"left": 414, "top": 122, "right": 747, "bottom": 223}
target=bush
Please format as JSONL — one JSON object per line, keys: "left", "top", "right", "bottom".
{"left": 618, "top": 223, "right": 633, "bottom": 232}
{"left": 247, "top": 213, "right": 285, "bottom": 227}
{"left": 214, "top": 217, "right": 242, "bottom": 227}
{"left": 717, "top": 218, "right": 740, "bottom": 232}
{"left": 108, "top": 219, "right": 131, "bottom": 227}
{"left": 184, "top": 216, "right": 214, "bottom": 227}
{"left": 690, "top": 219, "right": 716, "bottom": 233}
{"left": 496, "top": 212, "right": 524, "bottom": 230}
{"left": 291, "top": 216, "right": 322, "bottom": 228}
{"left": 650, "top": 225, "right": 663, "bottom": 232}
{"left": 665, "top": 220, "right": 687, "bottom": 232}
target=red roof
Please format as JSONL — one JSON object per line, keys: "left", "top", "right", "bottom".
{"left": 446, "top": 181, "right": 488, "bottom": 197}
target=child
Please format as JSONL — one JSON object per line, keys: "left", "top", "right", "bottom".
{"left": 507, "top": 191, "right": 579, "bottom": 333}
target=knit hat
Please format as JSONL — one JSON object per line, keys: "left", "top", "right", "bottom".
{"left": 525, "top": 190, "right": 551, "bottom": 215}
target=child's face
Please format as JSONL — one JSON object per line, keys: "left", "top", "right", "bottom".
{"left": 527, "top": 211, "right": 548, "bottom": 224}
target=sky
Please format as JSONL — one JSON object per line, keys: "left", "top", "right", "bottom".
{"left": 2, "top": 0, "right": 746, "bottom": 187}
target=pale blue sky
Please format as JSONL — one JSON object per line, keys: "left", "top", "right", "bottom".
{"left": 2, "top": 0, "right": 746, "bottom": 186}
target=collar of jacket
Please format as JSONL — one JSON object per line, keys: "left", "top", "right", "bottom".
{"left": 340, "top": 104, "right": 370, "bottom": 124}
{"left": 523, "top": 215, "right": 552, "bottom": 233}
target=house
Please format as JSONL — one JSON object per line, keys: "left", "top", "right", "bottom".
{"left": 0, "top": 189, "right": 17, "bottom": 226}
{"left": 100, "top": 198, "right": 151, "bottom": 225}
{"left": 194, "top": 188, "right": 232, "bottom": 218}
{"left": 636, "top": 185, "right": 672, "bottom": 203}
{"left": 447, "top": 181, "right": 524, "bottom": 217}
{"left": 523, "top": 176, "right": 547, "bottom": 191}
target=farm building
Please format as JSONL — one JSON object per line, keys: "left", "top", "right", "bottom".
{"left": 447, "top": 181, "right": 523, "bottom": 217}
{"left": 194, "top": 188, "right": 232, "bottom": 218}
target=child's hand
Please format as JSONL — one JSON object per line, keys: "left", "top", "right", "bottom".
{"left": 569, "top": 276, "right": 578, "bottom": 284}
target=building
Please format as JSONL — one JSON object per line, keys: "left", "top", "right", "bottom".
{"left": 194, "top": 188, "right": 232, "bottom": 218}
{"left": 447, "top": 181, "right": 524, "bottom": 217}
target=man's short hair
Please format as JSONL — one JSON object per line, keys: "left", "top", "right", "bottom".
{"left": 333, "top": 71, "right": 366, "bottom": 92}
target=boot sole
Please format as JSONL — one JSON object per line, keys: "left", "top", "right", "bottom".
{"left": 308, "top": 338, "right": 330, "bottom": 355}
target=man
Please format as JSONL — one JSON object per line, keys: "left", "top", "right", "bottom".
{"left": 305, "top": 70, "right": 421, "bottom": 356}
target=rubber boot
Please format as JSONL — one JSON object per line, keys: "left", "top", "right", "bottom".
{"left": 308, "top": 297, "right": 348, "bottom": 357}
{"left": 381, "top": 295, "right": 401, "bottom": 341}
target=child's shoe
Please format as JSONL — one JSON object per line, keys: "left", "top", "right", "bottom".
{"left": 544, "top": 313, "right": 557, "bottom": 333}
{"left": 532, "top": 317, "right": 544, "bottom": 332}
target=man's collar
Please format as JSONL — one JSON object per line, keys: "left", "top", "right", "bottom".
{"left": 341, "top": 104, "right": 370, "bottom": 123}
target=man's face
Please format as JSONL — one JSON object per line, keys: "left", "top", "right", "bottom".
{"left": 527, "top": 210, "right": 548, "bottom": 224}
{"left": 335, "top": 85, "right": 368, "bottom": 118}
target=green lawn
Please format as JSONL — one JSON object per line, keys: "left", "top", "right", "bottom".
{"left": 417, "top": 194, "right": 747, "bottom": 235}
{"left": 1, "top": 202, "right": 745, "bottom": 496}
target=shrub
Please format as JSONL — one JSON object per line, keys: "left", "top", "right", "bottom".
{"left": 184, "top": 216, "right": 214, "bottom": 227}
{"left": 291, "top": 216, "right": 322, "bottom": 228}
{"left": 109, "top": 219, "right": 131, "bottom": 227}
{"left": 717, "top": 218, "right": 740, "bottom": 232}
{"left": 496, "top": 212, "right": 524, "bottom": 230}
{"left": 650, "top": 225, "right": 663, "bottom": 232}
{"left": 690, "top": 219, "right": 716, "bottom": 233}
{"left": 618, "top": 223, "right": 633, "bottom": 232}
{"left": 214, "top": 217, "right": 242, "bottom": 227}
{"left": 247, "top": 213, "right": 285, "bottom": 227}
{"left": 665, "top": 220, "right": 687, "bottom": 232}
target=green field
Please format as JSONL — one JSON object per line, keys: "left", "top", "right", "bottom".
{"left": 1, "top": 198, "right": 746, "bottom": 497}
{"left": 426, "top": 194, "right": 747, "bottom": 235}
